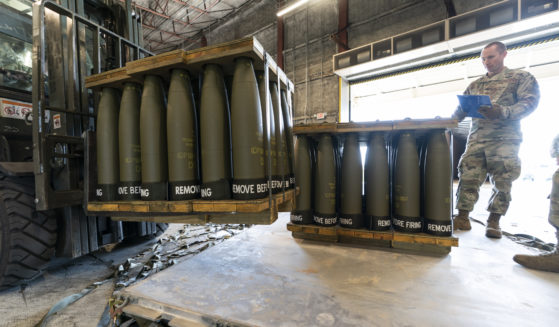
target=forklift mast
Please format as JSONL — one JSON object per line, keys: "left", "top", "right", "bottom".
{"left": 32, "top": 0, "right": 149, "bottom": 211}
{"left": 29, "top": 0, "right": 154, "bottom": 257}
{"left": 0, "top": 0, "right": 157, "bottom": 260}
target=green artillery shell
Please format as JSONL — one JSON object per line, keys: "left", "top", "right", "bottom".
{"left": 418, "top": 137, "right": 428, "bottom": 219}
{"left": 256, "top": 71, "right": 280, "bottom": 193}
{"left": 96, "top": 87, "right": 120, "bottom": 201}
{"left": 291, "top": 135, "right": 313, "bottom": 224}
{"left": 314, "top": 134, "right": 337, "bottom": 226}
{"left": 270, "top": 81, "right": 288, "bottom": 191}
{"left": 200, "top": 64, "right": 232, "bottom": 200}
{"left": 393, "top": 132, "right": 421, "bottom": 232}
{"left": 118, "top": 82, "right": 142, "bottom": 200}
{"left": 167, "top": 69, "right": 200, "bottom": 200}
{"left": 281, "top": 90, "right": 295, "bottom": 188}
{"left": 140, "top": 75, "right": 168, "bottom": 200}
{"left": 230, "top": 57, "right": 267, "bottom": 199}
{"left": 365, "top": 133, "right": 390, "bottom": 230}
{"left": 424, "top": 130, "right": 452, "bottom": 236}
{"left": 340, "top": 134, "right": 363, "bottom": 228}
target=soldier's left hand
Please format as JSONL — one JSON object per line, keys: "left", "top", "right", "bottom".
{"left": 478, "top": 104, "right": 504, "bottom": 120}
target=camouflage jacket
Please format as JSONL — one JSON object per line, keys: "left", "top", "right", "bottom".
{"left": 453, "top": 67, "right": 540, "bottom": 142}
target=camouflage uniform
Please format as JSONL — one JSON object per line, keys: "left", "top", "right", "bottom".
{"left": 453, "top": 67, "right": 540, "bottom": 215}
{"left": 550, "top": 169, "right": 559, "bottom": 229}
{"left": 550, "top": 136, "right": 559, "bottom": 229}
{"left": 512, "top": 135, "right": 559, "bottom": 272}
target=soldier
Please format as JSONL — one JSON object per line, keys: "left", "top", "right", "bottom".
{"left": 513, "top": 135, "right": 559, "bottom": 272}
{"left": 452, "top": 41, "right": 540, "bottom": 238}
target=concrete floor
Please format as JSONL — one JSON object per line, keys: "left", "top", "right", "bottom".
{"left": 0, "top": 234, "right": 159, "bottom": 327}
{"left": 119, "top": 212, "right": 559, "bottom": 327}
{"left": 0, "top": 180, "right": 557, "bottom": 326}
{"left": 483, "top": 178, "right": 557, "bottom": 244}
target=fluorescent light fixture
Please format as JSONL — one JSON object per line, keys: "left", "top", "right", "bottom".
{"left": 277, "top": 0, "right": 309, "bottom": 17}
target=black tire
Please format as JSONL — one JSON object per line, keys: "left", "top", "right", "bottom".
{"left": 0, "top": 177, "right": 57, "bottom": 290}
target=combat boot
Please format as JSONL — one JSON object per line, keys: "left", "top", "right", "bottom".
{"left": 453, "top": 209, "right": 471, "bottom": 231}
{"left": 513, "top": 231, "right": 559, "bottom": 273}
{"left": 485, "top": 213, "right": 502, "bottom": 239}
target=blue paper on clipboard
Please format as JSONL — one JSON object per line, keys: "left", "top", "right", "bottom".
{"left": 457, "top": 95, "right": 491, "bottom": 119}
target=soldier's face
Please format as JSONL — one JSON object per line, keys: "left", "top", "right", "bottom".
{"left": 481, "top": 45, "right": 507, "bottom": 75}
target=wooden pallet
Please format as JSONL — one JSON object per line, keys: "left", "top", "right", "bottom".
{"left": 84, "top": 67, "right": 143, "bottom": 90}
{"left": 293, "top": 118, "right": 458, "bottom": 134}
{"left": 85, "top": 37, "right": 293, "bottom": 90}
{"left": 286, "top": 222, "right": 458, "bottom": 254}
{"left": 87, "top": 189, "right": 295, "bottom": 225}
{"left": 125, "top": 49, "right": 186, "bottom": 80}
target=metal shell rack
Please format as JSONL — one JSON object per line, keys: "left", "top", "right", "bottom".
{"left": 85, "top": 37, "right": 295, "bottom": 225}
{"left": 291, "top": 118, "right": 460, "bottom": 253}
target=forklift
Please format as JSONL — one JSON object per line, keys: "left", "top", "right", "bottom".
{"left": 0, "top": 0, "right": 165, "bottom": 290}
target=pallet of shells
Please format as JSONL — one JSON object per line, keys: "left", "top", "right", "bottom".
{"left": 288, "top": 120, "right": 459, "bottom": 253}
{"left": 85, "top": 37, "right": 295, "bottom": 225}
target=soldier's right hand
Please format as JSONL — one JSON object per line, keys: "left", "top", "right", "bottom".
{"left": 478, "top": 105, "right": 502, "bottom": 120}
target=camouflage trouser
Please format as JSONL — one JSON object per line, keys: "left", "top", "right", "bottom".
{"left": 549, "top": 168, "right": 559, "bottom": 229}
{"left": 456, "top": 140, "right": 521, "bottom": 215}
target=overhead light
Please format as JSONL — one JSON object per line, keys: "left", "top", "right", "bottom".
{"left": 277, "top": 0, "right": 309, "bottom": 17}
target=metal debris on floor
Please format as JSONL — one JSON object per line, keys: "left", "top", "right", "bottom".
{"left": 33, "top": 223, "right": 248, "bottom": 327}
{"left": 503, "top": 232, "right": 556, "bottom": 252}
{"left": 469, "top": 217, "right": 555, "bottom": 251}
{"left": 35, "top": 277, "right": 113, "bottom": 327}
{"left": 109, "top": 223, "right": 248, "bottom": 326}
{"left": 114, "top": 224, "right": 247, "bottom": 289}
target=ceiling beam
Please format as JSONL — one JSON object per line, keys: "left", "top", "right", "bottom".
{"left": 136, "top": 4, "right": 191, "bottom": 27}
{"left": 142, "top": 23, "right": 197, "bottom": 42}
{"left": 170, "top": 0, "right": 207, "bottom": 14}
{"left": 154, "top": 0, "right": 223, "bottom": 50}
{"left": 124, "top": 0, "right": 242, "bottom": 52}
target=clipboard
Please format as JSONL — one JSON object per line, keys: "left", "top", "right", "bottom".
{"left": 457, "top": 95, "right": 491, "bottom": 119}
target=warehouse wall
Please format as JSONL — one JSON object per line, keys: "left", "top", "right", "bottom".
{"left": 191, "top": 0, "right": 501, "bottom": 124}
{"left": 283, "top": 0, "right": 338, "bottom": 124}
{"left": 194, "top": 0, "right": 278, "bottom": 54}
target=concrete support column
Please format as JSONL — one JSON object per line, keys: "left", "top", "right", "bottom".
{"left": 337, "top": 0, "right": 348, "bottom": 52}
